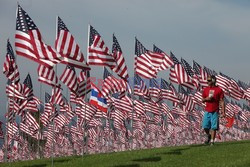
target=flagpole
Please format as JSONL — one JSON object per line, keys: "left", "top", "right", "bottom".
{"left": 82, "top": 71, "right": 88, "bottom": 157}
{"left": 130, "top": 37, "right": 137, "bottom": 150}
{"left": 38, "top": 82, "right": 42, "bottom": 159}
{"left": 101, "top": 67, "right": 106, "bottom": 153}
{"left": 87, "top": 24, "right": 90, "bottom": 64}
{"left": 51, "top": 15, "right": 59, "bottom": 167}
{"left": 110, "top": 72, "right": 115, "bottom": 152}
{"left": 83, "top": 23, "right": 90, "bottom": 157}
{"left": 4, "top": 100, "right": 9, "bottom": 163}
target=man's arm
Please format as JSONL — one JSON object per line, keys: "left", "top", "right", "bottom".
{"left": 220, "top": 98, "right": 226, "bottom": 117}
{"left": 202, "top": 96, "right": 213, "bottom": 103}
{"left": 202, "top": 89, "right": 210, "bottom": 103}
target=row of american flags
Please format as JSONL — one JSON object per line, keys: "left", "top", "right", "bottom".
{"left": 0, "top": 4, "right": 249, "bottom": 162}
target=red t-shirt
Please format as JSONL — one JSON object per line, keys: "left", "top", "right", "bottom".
{"left": 202, "top": 86, "right": 224, "bottom": 112}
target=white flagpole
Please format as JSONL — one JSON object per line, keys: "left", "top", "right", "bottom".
{"left": 38, "top": 81, "right": 42, "bottom": 159}
{"left": 51, "top": 15, "right": 59, "bottom": 167}
{"left": 4, "top": 100, "right": 9, "bottom": 163}
{"left": 83, "top": 23, "right": 91, "bottom": 156}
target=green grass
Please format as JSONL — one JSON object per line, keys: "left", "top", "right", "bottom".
{"left": 2, "top": 140, "right": 250, "bottom": 167}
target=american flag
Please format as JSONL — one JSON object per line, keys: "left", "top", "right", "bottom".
{"left": 133, "top": 100, "right": 146, "bottom": 116}
{"left": 216, "top": 72, "right": 231, "bottom": 95}
{"left": 37, "top": 64, "right": 60, "bottom": 88}
{"left": 149, "top": 78, "right": 160, "bottom": 98}
{"left": 23, "top": 73, "right": 33, "bottom": 100}
{"left": 3, "top": 39, "right": 20, "bottom": 83}
{"left": 8, "top": 98, "right": 22, "bottom": 116}
{"left": 161, "top": 103, "right": 177, "bottom": 125}
{"left": 103, "top": 67, "right": 123, "bottom": 97}
{"left": 135, "top": 38, "right": 163, "bottom": 79}
{"left": 40, "top": 92, "right": 53, "bottom": 126}
{"left": 178, "top": 85, "right": 195, "bottom": 112}
{"left": 6, "top": 80, "right": 25, "bottom": 100}
{"left": 45, "top": 92, "right": 51, "bottom": 103}
{"left": 238, "top": 80, "right": 249, "bottom": 90}
{"left": 77, "top": 69, "right": 91, "bottom": 97}
{"left": 26, "top": 100, "right": 39, "bottom": 112}
{"left": 113, "top": 96, "right": 133, "bottom": 113}
{"left": 102, "top": 67, "right": 127, "bottom": 98}
{"left": 54, "top": 114, "right": 68, "bottom": 129}
{"left": 20, "top": 122, "right": 36, "bottom": 137}
{"left": 229, "top": 78, "right": 244, "bottom": 100}
{"left": 193, "top": 60, "right": 208, "bottom": 88}
{"left": 153, "top": 45, "right": 174, "bottom": 72}
{"left": 87, "top": 25, "right": 115, "bottom": 67}
{"left": 7, "top": 122, "right": 19, "bottom": 137}
{"left": 238, "top": 80, "right": 250, "bottom": 101}
{"left": 203, "top": 66, "right": 217, "bottom": 76}
{"left": 134, "top": 74, "right": 150, "bottom": 99}
{"left": 75, "top": 101, "right": 96, "bottom": 121}
{"left": 51, "top": 87, "right": 64, "bottom": 106}
{"left": 55, "top": 16, "right": 89, "bottom": 69}
{"left": 24, "top": 112, "right": 39, "bottom": 130}
{"left": 160, "top": 79, "right": 180, "bottom": 104}
{"left": 180, "top": 58, "right": 197, "bottom": 89}
{"left": 111, "top": 34, "right": 129, "bottom": 80}
{"left": 15, "top": 5, "right": 63, "bottom": 68}
{"left": 59, "top": 65, "right": 78, "bottom": 93}
{"left": 102, "top": 67, "right": 112, "bottom": 97}
{"left": 192, "top": 90, "right": 204, "bottom": 107}
{"left": 144, "top": 100, "right": 160, "bottom": 115}
{"left": 169, "top": 52, "right": 182, "bottom": 84}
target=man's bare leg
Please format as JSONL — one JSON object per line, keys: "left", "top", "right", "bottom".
{"left": 210, "top": 130, "right": 216, "bottom": 144}
{"left": 204, "top": 128, "right": 211, "bottom": 144}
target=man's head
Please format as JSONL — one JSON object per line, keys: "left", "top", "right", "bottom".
{"left": 207, "top": 75, "right": 216, "bottom": 86}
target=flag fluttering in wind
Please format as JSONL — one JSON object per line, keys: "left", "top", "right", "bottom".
{"left": 87, "top": 25, "right": 115, "bottom": 67}
{"left": 89, "top": 83, "right": 107, "bottom": 112}
{"left": 37, "top": 64, "right": 60, "bottom": 88}
{"left": 59, "top": 65, "right": 78, "bottom": 93}
{"left": 23, "top": 73, "right": 33, "bottom": 100}
{"left": 193, "top": 60, "right": 208, "bottom": 88}
{"left": 111, "top": 34, "right": 129, "bottom": 80}
{"left": 181, "top": 58, "right": 198, "bottom": 89}
{"left": 134, "top": 38, "right": 164, "bottom": 79}
{"left": 15, "top": 5, "right": 63, "bottom": 68}
{"left": 3, "top": 40, "right": 20, "bottom": 83}
{"left": 55, "top": 16, "right": 89, "bottom": 69}
{"left": 153, "top": 45, "right": 174, "bottom": 72}
{"left": 77, "top": 69, "right": 91, "bottom": 97}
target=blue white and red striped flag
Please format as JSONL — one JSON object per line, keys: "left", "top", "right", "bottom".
{"left": 89, "top": 83, "right": 107, "bottom": 112}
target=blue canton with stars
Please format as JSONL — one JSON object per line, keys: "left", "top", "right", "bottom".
{"left": 89, "top": 25, "right": 101, "bottom": 46}
{"left": 57, "top": 16, "right": 69, "bottom": 34}
{"left": 135, "top": 38, "right": 148, "bottom": 57}
{"left": 112, "top": 34, "right": 122, "bottom": 53}
{"left": 16, "top": 5, "right": 38, "bottom": 33}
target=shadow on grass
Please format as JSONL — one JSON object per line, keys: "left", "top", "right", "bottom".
{"left": 133, "top": 156, "right": 161, "bottom": 162}
{"left": 157, "top": 147, "right": 190, "bottom": 155}
{"left": 163, "top": 151, "right": 182, "bottom": 155}
{"left": 54, "top": 159, "right": 70, "bottom": 163}
{"left": 113, "top": 164, "right": 140, "bottom": 167}
{"left": 23, "top": 164, "right": 47, "bottom": 167}
{"left": 222, "top": 140, "right": 250, "bottom": 145}
{"left": 188, "top": 144, "right": 206, "bottom": 148}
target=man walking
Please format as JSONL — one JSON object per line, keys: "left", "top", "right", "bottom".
{"left": 202, "top": 75, "right": 226, "bottom": 145}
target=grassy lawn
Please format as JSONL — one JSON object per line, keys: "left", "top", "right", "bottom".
{"left": 1, "top": 140, "right": 250, "bottom": 167}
